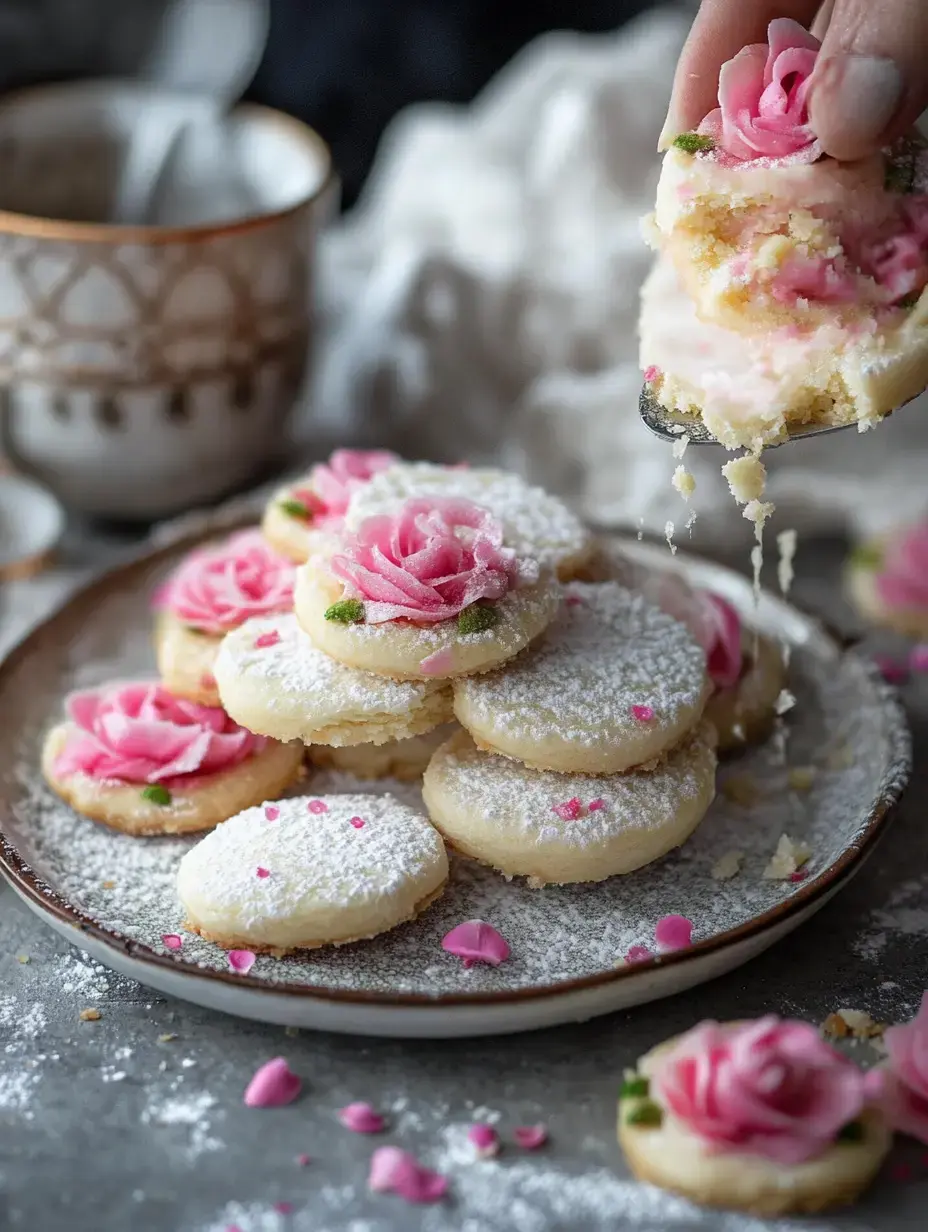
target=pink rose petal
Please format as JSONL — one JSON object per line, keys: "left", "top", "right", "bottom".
{"left": 368, "top": 1146, "right": 448, "bottom": 1204}
{"left": 243, "top": 1057, "right": 302, "bottom": 1108}
{"left": 552, "top": 797, "right": 582, "bottom": 821}
{"left": 631, "top": 704, "right": 654, "bottom": 723}
{"left": 161, "top": 933, "right": 183, "bottom": 951}
{"left": 587, "top": 798, "right": 606, "bottom": 812}
{"left": 875, "top": 654, "right": 908, "bottom": 684}
{"left": 513, "top": 1124, "right": 548, "bottom": 1150}
{"left": 307, "top": 799, "right": 328, "bottom": 814}
{"left": 467, "top": 1124, "right": 500, "bottom": 1157}
{"left": 349, "top": 816, "right": 365, "bottom": 829}
{"left": 910, "top": 645, "right": 928, "bottom": 673}
{"left": 419, "top": 647, "right": 455, "bottom": 676}
{"left": 265, "top": 806, "right": 280, "bottom": 821}
{"left": 654, "top": 914, "right": 694, "bottom": 952}
{"left": 296, "top": 1153, "right": 311, "bottom": 1166}
{"left": 624, "top": 945, "right": 653, "bottom": 964}
{"left": 789, "top": 869, "right": 808, "bottom": 883}
{"left": 273, "top": 1202, "right": 293, "bottom": 1214}
{"left": 643, "top": 365, "right": 661, "bottom": 383}
{"left": 256, "top": 867, "right": 270, "bottom": 879}
{"left": 442, "top": 920, "right": 510, "bottom": 968}
{"left": 338, "top": 1102, "right": 385, "bottom": 1133}
{"left": 228, "top": 949, "right": 256, "bottom": 974}
{"left": 565, "top": 594, "right": 584, "bottom": 607}
{"left": 254, "top": 630, "right": 281, "bottom": 649}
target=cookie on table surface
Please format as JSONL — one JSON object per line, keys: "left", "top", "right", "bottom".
{"left": 42, "top": 681, "right": 302, "bottom": 837}
{"left": 344, "top": 461, "right": 595, "bottom": 582}
{"left": 261, "top": 448, "right": 399, "bottom": 564}
{"left": 846, "top": 522, "right": 928, "bottom": 640}
{"left": 619, "top": 1016, "right": 890, "bottom": 1216}
{"left": 453, "top": 582, "right": 710, "bottom": 774}
{"left": 294, "top": 497, "right": 560, "bottom": 681}
{"left": 154, "top": 528, "right": 296, "bottom": 706}
{"left": 310, "top": 723, "right": 458, "bottom": 781}
{"left": 214, "top": 614, "right": 453, "bottom": 747}
{"left": 422, "top": 725, "right": 716, "bottom": 885}
{"left": 177, "top": 793, "right": 449, "bottom": 953}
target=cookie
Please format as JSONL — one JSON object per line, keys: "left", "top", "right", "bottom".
{"left": 422, "top": 725, "right": 715, "bottom": 885}
{"left": 846, "top": 523, "right": 928, "bottom": 640}
{"left": 454, "top": 582, "right": 710, "bottom": 774}
{"left": 213, "top": 614, "right": 453, "bottom": 746}
{"left": 42, "top": 681, "right": 302, "bottom": 836}
{"left": 706, "top": 632, "right": 785, "bottom": 753}
{"left": 619, "top": 1017, "right": 890, "bottom": 1216}
{"left": 177, "top": 793, "right": 449, "bottom": 953}
{"left": 311, "top": 723, "right": 458, "bottom": 781}
{"left": 344, "top": 461, "right": 595, "bottom": 581}
{"left": 154, "top": 529, "right": 296, "bottom": 705}
{"left": 294, "top": 497, "right": 560, "bottom": 680}
{"left": 261, "top": 448, "right": 400, "bottom": 564}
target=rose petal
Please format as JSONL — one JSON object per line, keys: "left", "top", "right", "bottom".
{"left": 243, "top": 1057, "right": 301, "bottom": 1107}
{"left": 631, "top": 704, "right": 654, "bottom": 723}
{"left": 161, "top": 934, "right": 183, "bottom": 951}
{"left": 338, "top": 1102, "right": 385, "bottom": 1133}
{"left": 368, "top": 1146, "right": 448, "bottom": 1204}
{"left": 587, "top": 798, "right": 606, "bottom": 812}
{"left": 442, "top": 920, "right": 510, "bottom": 968}
{"left": 513, "top": 1124, "right": 548, "bottom": 1150}
{"left": 552, "top": 797, "right": 583, "bottom": 821}
{"left": 228, "top": 949, "right": 256, "bottom": 974}
{"left": 467, "top": 1124, "right": 500, "bottom": 1156}
{"left": 349, "top": 816, "right": 365, "bottom": 829}
{"left": 624, "top": 945, "right": 653, "bottom": 964}
{"left": 254, "top": 630, "right": 281, "bottom": 649}
{"left": 655, "top": 915, "right": 694, "bottom": 951}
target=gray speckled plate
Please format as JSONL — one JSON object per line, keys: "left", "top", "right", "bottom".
{"left": 0, "top": 523, "right": 911, "bottom": 1038}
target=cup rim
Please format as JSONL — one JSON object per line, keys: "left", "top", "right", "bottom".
{"left": 0, "top": 79, "right": 335, "bottom": 245}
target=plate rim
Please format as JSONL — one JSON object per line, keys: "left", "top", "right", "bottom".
{"left": 0, "top": 520, "right": 912, "bottom": 1009}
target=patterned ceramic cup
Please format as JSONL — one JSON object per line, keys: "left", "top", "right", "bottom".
{"left": 0, "top": 81, "right": 334, "bottom": 519}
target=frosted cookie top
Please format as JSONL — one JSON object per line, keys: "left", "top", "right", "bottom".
{"left": 454, "top": 582, "right": 709, "bottom": 755}
{"left": 344, "top": 461, "right": 592, "bottom": 578}
{"left": 176, "top": 793, "right": 448, "bottom": 933}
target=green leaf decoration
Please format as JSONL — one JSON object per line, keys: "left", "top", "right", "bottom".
{"left": 620, "top": 1075, "right": 650, "bottom": 1099}
{"left": 457, "top": 603, "right": 499, "bottom": 636}
{"left": 671, "top": 132, "right": 715, "bottom": 154}
{"left": 324, "top": 598, "right": 365, "bottom": 624}
{"left": 625, "top": 1100, "right": 663, "bottom": 1128}
{"left": 279, "top": 498, "right": 312, "bottom": 521}
{"left": 140, "top": 785, "right": 172, "bottom": 806}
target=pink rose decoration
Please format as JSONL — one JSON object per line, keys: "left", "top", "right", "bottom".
{"left": 697, "top": 593, "right": 744, "bottom": 690}
{"left": 875, "top": 522, "right": 928, "bottom": 611}
{"left": 330, "top": 497, "right": 523, "bottom": 624}
{"left": 54, "top": 681, "right": 263, "bottom": 785}
{"left": 697, "top": 19, "right": 822, "bottom": 164}
{"left": 656, "top": 1016, "right": 868, "bottom": 1164}
{"left": 879, "top": 990, "right": 928, "bottom": 1143}
{"left": 306, "top": 449, "right": 399, "bottom": 525}
{"left": 162, "top": 530, "right": 295, "bottom": 635}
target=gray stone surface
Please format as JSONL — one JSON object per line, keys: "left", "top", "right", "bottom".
{"left": 1, "top": 526, "right": 927, "bottom": 1232}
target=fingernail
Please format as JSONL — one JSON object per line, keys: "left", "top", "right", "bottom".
{"left": 810, "top": 54, "right": 903, "bottom": 157}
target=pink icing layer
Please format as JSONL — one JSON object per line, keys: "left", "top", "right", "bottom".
{"left": 655, "top": 1016, "right": 869, "bottom": 1164}
{"left": 879, "top": 989, "right": 928, "bottom": 1143}
{"left": 697, "top": 19, "right": 821, "bottom": 165}
{"left": 876, "top": 521, "right": 928, "bottom": 611}
{"left": 53, "top": 682, "right": 263, "bottom": 787}
{"left": 163, "top": 530, "right": 295, "bottom": 635}
{"left": 330, "top": 497, "right": 521, "bottom": 624}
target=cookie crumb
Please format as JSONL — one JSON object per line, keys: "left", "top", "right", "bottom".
{"left": 822, "top": 1008, "right": 886, "bottom": 1041}
{"left": 774, "top": 688, "right": 797, "bottom": 716}
{"left": 157, "top": 1033, "right": 177, "bottom": 1043}
{"left": 821, "top": 1012, "right": 849, "bottom": 1039}
{"left": 787, "top": 766, "right": 815, "bottom": 792}
{"left": 672, "top": 466, "right": 696, "bottom": 500}
{"left": 762, "top": 834, "right": 812, "bottom": 880}
{"left": 16, "top": 954, "right": 29, "bottom": 965}
{"left": 711, "top": 851, "right": 743, "bottom": 881}
{"left": 722, "top": 774, "right": 759, "bottom": 808}
{"left": 79, "top": 1008, "right": 102, "bottom": 1022}
{"left": 284, "top": 1026, "right": 300, "bottom": 1038}
{"left": 101, "top": 880, "right": 116, "bottom": 889}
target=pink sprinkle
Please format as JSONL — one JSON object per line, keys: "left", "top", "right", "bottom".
{"left": 552, "top": 797, "right": 583, "bottom": 821}
{"left": 654, "top": 914, "right": 694, "bottom": 952}
{"left": 349, "top": 816, "right": 365, "bottom": 829}
{"left": 338, "top": 1102, "right": 385, "bottom": 1133}
{"left": 228, "top": 949, "right": 256, "bottom": 974}
{"left": 631, "top": 704, "right": 654, "bottom": 722}
{"left": 643, "top": 365, "right": 661, "bottom": 383}
{"left": 587, "top": 798, "right": 606, "bottom": 812}
{"left": 419, "top": 647, "right": 455, "bottom": 675}
{"left": 624, "top": 945, "right": 653, "bottom": 963}
{"left": 307, "top": 799, "right": 328, "bottom": 814}
{"left": 161, "top": 933, "right": 182, "bottom": 950}
{"left": 244, "top": 1057, "right": 302, "bottom": 1108}
{"left": 513, "top": 1124, "right": 548, "bottom": 1150}
{"left": 273, "top": 1202, "right": 293, "bottom": 1214}
{"left": 789, "top": 869, "right": 808, "bottom": 883}
{"left": 254, "top": 630, "right": 281, "bottom": 649}
{"left": 265, "top": 806, "right": 280, "bottom": 821}
{"left": 467, "top": 1124, "right": 500, "bottom": 1157}
{"left": 368, "top": 1146, "right": 448, "bottom": 1204}
{"left": 296, "top": 1153, "right": 311, "bottom": 1166}
{"left": 892, "top": 1163, "right": 913, "bottom": 1183}
{"left": 875, "top": 654, "right": 908, "bottom": 684}
{"left": 910, "top": 644, "right": 928, "bottom": 673}
{"left": 200, "top": 672, "right": 216, "bottom": 690}
{"left": 256, "top": 867, "right": 270, "bottom": 879}
{"left": 565, "top": 594, "right": 584, "bottom": 607}
{"left": 442, "top": 919, "right": 510, "bottom": 968}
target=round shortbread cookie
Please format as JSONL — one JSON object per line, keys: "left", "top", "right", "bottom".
{"left": 261, "top": 479, "right": 340, "bottom": 565}
{"left": 619, "top": 1034, "right": 890, "bottom": 1217}
{"left": 214, "top": 614, "right": 453, "bottom": 746}
{"left": 422, "top": 726, "right": 716, "bottom": 884}
{"left": 311, "top": 723, "right": 458, "bottom": 781}
{"left": 177, "top": 793, "right": 449, "bottom": 952}
{"left": 294, "top": 554, "right": 560, "bottom": 681}
{"left": 846, "top": 535, "right": 928, "bottom": 640}
{"left": 706, "top": 633, "right": 785, "bottom": 754}
{"left": 454, "top": 582, "right": 711, "bottom": 774}
{"left": 41, "top": 725, "right": 303, "bottom": 837}
{"left": 344, "top": 462, "right": 595, "bottom": 581}
{"left": 155, "top": 613, "right": 223, "bottom": 705}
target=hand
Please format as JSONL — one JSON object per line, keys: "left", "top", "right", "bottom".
{"left": 659, "top": 0, "right": 928, "bottom": 161}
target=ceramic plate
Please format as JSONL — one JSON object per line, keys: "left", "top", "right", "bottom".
{"left": 0, "top": 524, "right": 910, "bottom": 1038}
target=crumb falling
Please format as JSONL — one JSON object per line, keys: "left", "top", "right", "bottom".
{"left": 672, "top": 466, "right": 696, "bottom": 500}
{"left": 775, "top": 688, "right": 797, "bottom": 715}
{"left": 664, "top": 521, "right": 677, "bottom": 555}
